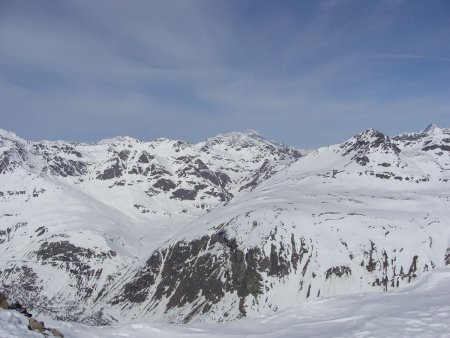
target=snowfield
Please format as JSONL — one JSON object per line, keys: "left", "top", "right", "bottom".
{"left": 0, "top": 125, "right": 450, "bottom": 328}
{"left": 3, "top": 266, "right": 449, "bottom": 337}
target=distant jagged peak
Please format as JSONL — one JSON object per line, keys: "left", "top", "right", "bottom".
{"left": 98, "top": 135, "right": 141, "bottom": 145}
{"left": 153, "top": 137, "right": 191, "bottom": 146}
{"left": 356, "top": 128, "right": 386, "bottom": 140}
{"left": 203, "top": 129, "right": 283, "bottom": 149}
{"left": 344, "top": 128, "right": 389, "bottom": 147}
{"left": 340, "top": 128, "right": 400, "bottom": 156}
{"left": 242, "top": 129, "right": 262, "bottom": 137}
{"left": 208, "top": 129, "right": 263, "bottom": 141}
{"left": 423, "top": 123, "right": 438, "bottom": 134}
{"left": 196, "top": 129, "right": 304, "bottom": 160}
{"left": 394, "top": 123, "right": 449, "bottom": 142}
{"left": 421, "top": 123, "right": 449, "bottom": 136}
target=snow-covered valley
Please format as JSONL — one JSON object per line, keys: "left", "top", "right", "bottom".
{"left": 0, "top": 124, "right": 449, "bottom": 334}
{"left": 2, "top": 266, "right": 450, "bottom": 337}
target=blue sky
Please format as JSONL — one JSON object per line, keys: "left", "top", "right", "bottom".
{"left": 1, "top": 0, "right": 449, "bottom": 148}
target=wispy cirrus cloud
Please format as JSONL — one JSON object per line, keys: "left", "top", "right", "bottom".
{"left": 0, "top": 0, "right": 449, "bottom": 147}
{"left": 375, "top": 54, "right": 450, "bottom": 63}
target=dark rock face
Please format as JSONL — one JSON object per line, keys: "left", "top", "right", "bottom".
{"left": 171, "top": 188, "right": 198, "bottom": 201}
{"left": 375, "top": 173, "right": 391, "bottom": 179}
{"left": 267, "top": 243, "right": 290, "bottom": 278}
{"left": 111, "top": 252, "right": 162, "bottom": 305}
{"left": 1, "top": 265, "right": 41, "bottom": 295}
{"left": 240, "top": 160, "right": 278, "bottom": 192}
{"left": 0, "top": 291, "right": 9, "bottom": 309}
{"left": 393, "top": 132, "right": 426, "bottom": 142}
{"left": 176, "top": 158, "right": 232, "bottom": 192}
{"left": 204, "top": 189, "right": 232, "bottom": 202}
{"left": 149, "top": 163, "right": 171, "bottom": 177}
{"left": 118, "top": 150, "right": 130, "bottom": 161}
{"left": 0, "top": 152, "right": 14, "bottom": 174}
{"left": 112, "top": 231, "right": 272, "bottom": 321}
{"left": 325, "top": 266, "right": 352, "bottom": 279}
{"left": 355, "top": 156, "right": 370, "bottom": 166}
{"left": 422, "top": 144, "right": 450, "bottom": 152}
{"left": 215, "top": 231, "right": 265, "bottom": 299}
{"left": 0, "top": 147, "right": 26, "bottom": 174}
{"left": 343, "top": 130, "right": 401, "bottom": 158}
{"left": 357, "top": 241, "right": 425, "bottom": 291}
{"left": 0, "top": 222, "right": 30, "bottom": 246}
{"left": 97, "top": 158, "right": 124, "bottom": 180}
{"left": 35, "top": 226, "right": 47, "bottom": 237}
{"left": 365, "top": 241, "right": 378, "bottom": 272}
{"left": 445, "top": 248, "right": 450, "bottom": 265}
{"left": 32, "top": 188, "right": 46, "bottom": 197}
{"left": 138, "top": 151, "right": 154, "bottom": 164}
{"left": 29, "top": 143, "right": 89, "bottom": 177}
{"left": 111, "top": 236, "right": 228, "bottom": 320}
{"left": 32, "top": 241, "right": 116, "bottom": 303}
{"left": 49, "top": 157, "right": 87, "bottom": 177}
{"left": 1, "top": 219, "right": 443, "bottom": 325}
{"left": 153, "top": 238, "right": 227, "bottom": 315}
{"left": 110, "top": 231, "right": 323, "bottom": 321}
{"left": 35, "top": 241, "right": 115, "bottom": 262}
{"left": 405, "top": 255, "right": 418, "bottom": 282}
{"left": 153, "top": 178, "right": 176, "bottom": 191}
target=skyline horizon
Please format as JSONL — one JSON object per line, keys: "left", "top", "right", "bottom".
{"left": 0, "top": 122, "right": 446, "bottom": 149}
{"left": 1, "top": 0, "right": 449, "bottom": 148}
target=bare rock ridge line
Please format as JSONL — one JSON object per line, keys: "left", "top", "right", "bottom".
{"left": 0, "top": 125, "right": 449, "bottom": 324}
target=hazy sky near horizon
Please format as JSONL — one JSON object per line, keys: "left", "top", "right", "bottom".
{"left": 1, "top": 0, "right": 449, "bottom": 148}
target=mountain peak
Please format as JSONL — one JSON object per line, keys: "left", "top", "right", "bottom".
{"left": 1, "top": 124, "right": 449, "bottom": 327}
{"left": 217, "top": 129, "right": 263, "bottom": 139}
{"left": 200, "top": 130, "right": 304, "bottom": 158}
{"left": 243, "top": 129, "right": 261, "bottom": 137}
{"left": 341, "top": 128, "right": 400, "bottom": 156}
{"left": 205, "top": 130, "right": 266, "bottom": 147}
{"left": 348, "top": 129, "right": 386, "bottom": 144}
{"left": 98, "top": 135, "right": 140, "bottom": 145}
{"left": 423, "top": 123, "right": 439, "bottom": 134}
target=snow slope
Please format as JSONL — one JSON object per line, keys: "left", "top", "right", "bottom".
{"left": 0, "top": 125, "right": 449, "bottom": 325}
{"left": 0, "top": 129, "right": 302, "bottom": 324}
{"left": 0, "top": 309, "right": 44, "bottom": 338}
{"left": 4, "top": 266, "right": 449, "bottom": 338}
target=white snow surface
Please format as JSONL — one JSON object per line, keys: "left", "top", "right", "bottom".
{"left": 1, "top": 125, "right": 450, "bottom": 325}
{"left": 0, "top": 309, "right": 43, "bottom": 338}
{"left": 2, "top": 266, "right": 449, "bottom": 338}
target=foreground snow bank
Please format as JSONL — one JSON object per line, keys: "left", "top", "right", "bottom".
{"left": 0, "top": 309, "right": 44, "bottom": 338}
{"left": 36, "top": 267, "right": 450, "bottom": 338}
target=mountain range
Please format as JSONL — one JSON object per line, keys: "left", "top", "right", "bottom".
{"left": 0, "top": 125, "right": 449, "bottom": 325}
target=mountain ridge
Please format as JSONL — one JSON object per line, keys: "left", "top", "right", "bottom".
{"left": 0, "top": 124, "right": 449, "bottom": 325}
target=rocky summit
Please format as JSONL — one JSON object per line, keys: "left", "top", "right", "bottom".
{"left": 0, "top": 125, "right": 449, "bottom": 325}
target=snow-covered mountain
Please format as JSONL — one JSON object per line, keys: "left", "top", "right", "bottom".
{"left": 0, "top": 125, "right": 449, "bottom": 325}
{"left": 4, "top": 266, "right": 450, "bottom": 337}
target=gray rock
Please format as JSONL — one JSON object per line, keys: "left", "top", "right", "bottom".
{"left": 28, "top": 317, "right": 45, "bottom": 332}
{"left": 0, "top": 292, "right": 9, "bottom": 310}
{"left": 49, "top": 328, "right": 65, "bottom": 337}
